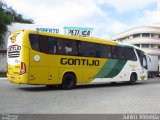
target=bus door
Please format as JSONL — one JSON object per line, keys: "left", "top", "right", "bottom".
{"left": 136, "top": 50, "right": 148, "bottom": 80}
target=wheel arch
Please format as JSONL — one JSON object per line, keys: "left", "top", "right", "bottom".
{"left": 61, "top": 71, "right": 77, "bottom": 83}
{"left": 130, "top": 72, "right": 138, "bottom": 81}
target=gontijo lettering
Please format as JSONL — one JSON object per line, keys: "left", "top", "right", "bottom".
{"left": 61, "top": 58, "right": 100, "bottom": 66}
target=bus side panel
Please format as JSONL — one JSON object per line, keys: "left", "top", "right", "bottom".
{"left": 58, "top": 58, "right": 107, "bottom": 84}
{"left": 20, "top": 46, "right": 30, "bottom": 84}
{"left": 48, "top": 68, "right": 59, "bottom": 84}
{"left": 29, "top": 50, "right": 49, "bottom": 85}
{"left": 81, "top": 67, "right": 101, "bottom": 83}
{"left": 29, "top": 50, "right": 62, "bottom": 85}
{"left": 28, "top": 67, "right": 48, "bottom": 84}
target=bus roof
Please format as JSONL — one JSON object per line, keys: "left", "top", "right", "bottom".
{"left": 22, "top": 30, "right": 118, "bottom": 46}
{"left": 117, "top": 42, "right": 145, "bottom": 52}
{"left": 14, "top": 30, "right": 145, "bottom": 50}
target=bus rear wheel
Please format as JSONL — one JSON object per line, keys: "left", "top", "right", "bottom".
{"left": 61, "top": 73, "right": 76, "bottom": 90}
{"left": 129, "top": 73, "right": 137, "bottom": 85}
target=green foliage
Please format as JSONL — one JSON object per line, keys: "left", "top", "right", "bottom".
{"left": 0, "top": 0, "right": 34, "bottom": 45}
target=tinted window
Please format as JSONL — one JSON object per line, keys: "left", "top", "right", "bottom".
{"left": 95, "top": 44, "right": 111, "bottom": 58}
{"left": 29, "top": 34, "right": 57, "bottom": 54}
{"left": 39, "top": 35, "right": 49, "bottom": 54}
{"left": 136, "top": 49, "right": 143, "bottom": 65}
{"left": 48, "top": 37, "right": 57, "bottom": 54}
{"left": 111, "top": 46, "right": 124, "bottom": 59}
{"left": 79, "top": 41, "right": 95, "bottom": 57}
{"left": 136, "top": 49, "right": 147, "bottom": 69}
{"left": 116, "top": 47, "right": 125, "bottom": 59}
{"left": 124, "top": 48, "right": 137, "bottom": 61}
{"left": 29, "top": 34, "right": 39, "bottom": 51}
{"left": 57, "top": 38, "right": 76, "bottom": 55}
{"left": 111, "top": 46, "right": 117, "bottom": 59}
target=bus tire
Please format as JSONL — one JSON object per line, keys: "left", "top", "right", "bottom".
{"left": 46, "top": 85, "right": 59, "bottom": 89}
{"left": 129, "top": 73, "right": 137, "bottom": 85}
{"left": 46, "top": 85, "right": 55, "bottom": 88}
{"left": 61, "top": 73, "right": 76, "bottom": 90}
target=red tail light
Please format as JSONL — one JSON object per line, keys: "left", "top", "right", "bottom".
{"left": 20, "top": 62, "right": 26, "bottom": 75}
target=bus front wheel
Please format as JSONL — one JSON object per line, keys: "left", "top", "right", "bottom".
{"left": 61, "top": 73, "right": 76, "bottom": 90}
{"left": 129, "top": 73, "right": 137, "bottom": 85}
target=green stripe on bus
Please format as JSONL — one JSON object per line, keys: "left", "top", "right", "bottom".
{"left": 104, "top": 59, "right": 127, "bottom": 78}
{"left": 95, "top": 59, "right": 127, "bottom": 78}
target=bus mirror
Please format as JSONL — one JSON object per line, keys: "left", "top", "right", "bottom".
{"left": 143, "top": 58, "right": 147, "bottom": 67}
{"left": 146, "top": 55, "right": 151, "bottom": 63}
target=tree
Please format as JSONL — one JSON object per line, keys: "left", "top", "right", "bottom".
{"left": 0, "top": 1, "right": 12, "bottom": 45}
{"left": 0, "top": 0, "right": 34, "bottom": 46}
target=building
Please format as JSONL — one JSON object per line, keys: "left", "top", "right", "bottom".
{"left": 111, "top": 25, "right": 160, "bottom": 73}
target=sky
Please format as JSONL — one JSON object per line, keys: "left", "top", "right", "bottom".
{"left": 4, "top": 0, "right": 160, "bottom": 38}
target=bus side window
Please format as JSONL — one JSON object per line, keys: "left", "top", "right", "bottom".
{"left": 57, "top": 38, "right": 76, "bottom": 56}
{"left": 95, "top": 44, "right": 111, "bottom": 58}
{"left": 117, "top": 47, "right": 125, "bottom": 59}
{"left": 111, "top": 46, "right": 117, "bottom": 59}
{"left": 57, "top": 38, "right": 65, "bottom": 55}
{"left": 48, "top": 37, "right": 57, "bottom": 54}
{"left": 75, "top": 41, "right": 80, "bottom": 56}
{"left": 136, "top": 50, "right": 143, "bottom": 66}
{"left": 136, "top": 49, "right": 148, "bottom": 69}
{"left": 39, "top": 35, "right": 49, "bottom": 54}
{"left": 143, "top": 56, "right": 147, "bottom": 69}
{"left": 78, "top": 41, "right": 95, "bottom": 57}
{"left": 29, "top": 34, "right": 39, "bottom": 51}
{"left": 87, "top": 42, "right": 95, "bottom": 57}
{"left": 124, "top": 48, "right": 137, "bottom": 61}
{"left": 64, "top": 40, "right": 76, "bottom": 55}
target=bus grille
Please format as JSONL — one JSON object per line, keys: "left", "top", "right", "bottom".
{"left": 8, "top": 51, "right": 20, "bottom": 58}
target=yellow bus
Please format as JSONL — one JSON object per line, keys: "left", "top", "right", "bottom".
{"left": 7, "top": 30, "right": 148, "bottom": 89}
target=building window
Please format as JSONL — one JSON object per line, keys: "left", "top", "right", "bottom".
{"left": 151, "top": 34, "right": 159, "bottom": 38}
{"left": 129, "top": 36, "right": 133, "bottom": 39}
{"left": 141, "top": 44, "right": 149, "bottom": 48}
{"left": 151, "top": 44, "right": 158, "bottom": 48}
{"left": 135, "top": 44, "right": 140, "bottom": 47}
{"left": 151, "top": 34, "right": 154, "bottom": 37}
{"left": 133, "top": 34, "right": 140, "bottom": 38}
{"left": 142, "top": 33, "right": 150, "bottom": 37}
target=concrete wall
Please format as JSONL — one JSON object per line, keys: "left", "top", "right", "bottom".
{"left": 0, "top": 52, "right": 7, "bottom": 72}
{"left": 0, "top": 29, "right": 8, "bottom": 74}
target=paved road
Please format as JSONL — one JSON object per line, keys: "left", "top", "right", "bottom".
{"left": 0, "top": 78, "right": 160, "bottom": 114}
